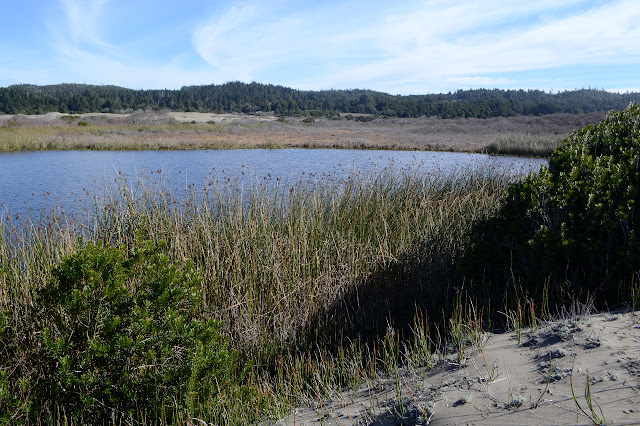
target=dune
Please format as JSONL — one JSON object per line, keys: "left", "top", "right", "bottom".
{"left": 278, "top": 309, "right": 640, "bottom": 425}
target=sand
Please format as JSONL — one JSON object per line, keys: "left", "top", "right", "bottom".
{"left": 168, "top": 111, "right": 278, "bottom": 123}
{"left": 276, "top": 310, "right": 640, "bottom": 425}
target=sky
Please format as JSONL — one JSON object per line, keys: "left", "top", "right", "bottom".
{"left": 0, "top": 0, "right": 638, "bottom": 95}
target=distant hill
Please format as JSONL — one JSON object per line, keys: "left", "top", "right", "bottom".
{"left": 1, "top": 82, "right": 639, "bottom": 119}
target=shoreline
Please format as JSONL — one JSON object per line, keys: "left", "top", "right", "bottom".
{"left": 0, "top": 110, "right": 606, "bottom": 156}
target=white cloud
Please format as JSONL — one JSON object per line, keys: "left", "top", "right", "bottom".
{"left": 4, "top": 0, "right": 636, "bottom": 93}
{"left": 37, "top": 0, "right": 218, "bottom": 89}
{"left": 192, "top": 2, "right": 340, "bottom": 82}
{"left": 444, "top": 76, "right": 512, "bottom": 88}
{"left": 607, "top": 87, "right": 640, "bottom": 94}
{"left": 60, "top": 0, "right": 111, "bottom": 48}
{"left": 191, "top": 0, "right": 640, "bottom": 93}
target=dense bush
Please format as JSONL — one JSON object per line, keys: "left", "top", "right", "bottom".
{"left": 0, "top": 239, "right": 239, "bottom": 423}
{"left": 465, "top": 103, "right": 640, "bottom": 308}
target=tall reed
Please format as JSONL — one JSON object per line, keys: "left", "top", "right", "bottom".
{"left": 0, "top": 123, "right": 230, "bottom": 151}
{"left": 77, "top": 166, "right": 509, "bottom": 353}
{"left": 1, "top": 165, "right": 512, "bottom": 422}
{"left": 486, "top": 133, "right": 562, "bottom": 157}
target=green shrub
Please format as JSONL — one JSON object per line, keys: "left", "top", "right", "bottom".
{"left": 77, "top": 121, "right": 89, "bottom": 126}
{"left": 465, "top": 103, "right": 640, "bottom": 308}
{"left": 1, "top": 239, "right": 238, "bottom": 423}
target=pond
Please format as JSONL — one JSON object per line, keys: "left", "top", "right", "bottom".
{"left": 0, "top": 149, "right": 546, "bottom": 221}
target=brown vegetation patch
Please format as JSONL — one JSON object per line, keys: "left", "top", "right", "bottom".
{"left": 0, "top": 111, "right": 606, "bottom": 154}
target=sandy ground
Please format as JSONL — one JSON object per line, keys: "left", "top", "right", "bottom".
{"left": 0, "top": 111, "right": 277, "bottom": 124}
{"left": 168, "top": 111, "right": 278, "bottom": 123}
{"left": 275, "top": 310, "right": 640, "bottom": 425}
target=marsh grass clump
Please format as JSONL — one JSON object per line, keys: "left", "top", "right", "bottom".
{"left": 486, "top": 133, "right": 562, "bottom": 157}
{"left": 124, "top": 166, "right": 506, "bottom": 353}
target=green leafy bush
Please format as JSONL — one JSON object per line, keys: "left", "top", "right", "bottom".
{"left": 465, "top": 103, "right": 640, "bottom": 308}
{"left": 1, "top": 239, "right": 238, "bottom": 423}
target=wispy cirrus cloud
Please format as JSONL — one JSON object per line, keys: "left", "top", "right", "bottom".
{"left": 192, "top": 2, "right": 342, "bottom": 83}
{"left": 59, "top": 0, "right": 111, "bottom": 47}
{"left": 0, "top": 0, "right": 637, "bottom": 93}
{"left": 192, "top": 0, "right": 640, "bottom": 94}
{"left": 36, "top": 0, "right": 214, "bottom": 88}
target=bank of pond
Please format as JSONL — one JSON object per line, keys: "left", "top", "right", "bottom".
{"left": 1, "top": 105, "right": 639, "bottom": 424}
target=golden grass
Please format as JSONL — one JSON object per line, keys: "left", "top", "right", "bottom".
{"left": 0, "top": 110, "right": 607, "bottom": 154}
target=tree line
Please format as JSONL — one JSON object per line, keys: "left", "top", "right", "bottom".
{"left": 1, "top": 81, "right": 639, "bottom": 119}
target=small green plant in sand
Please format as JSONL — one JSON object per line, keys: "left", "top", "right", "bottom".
{"left": 449, "top": 293, "right": 469, "bottom": 363}
{"left": 480, "top": 350, "right": 499, "bottom": 383}
{"left": 507, "top": 390, "right": 524, "bottom": 410}
{"left": 409, "top": 310, "right": 433, "bottom": 369}
{"left": 449, "top": 293, "right": 486, "bottom": 363}
{"left": 534, "top": 353, "right": 553, "bottom": 408}
{"left": 501, "top": 299, "right": 524, "bottom": 344}
{"left": 570, "top": 370, "right": 607, "bottom": 425}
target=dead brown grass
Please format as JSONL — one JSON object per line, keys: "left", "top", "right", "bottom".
{"left": 0, "top": 111, "right": 606, "bottom": 154}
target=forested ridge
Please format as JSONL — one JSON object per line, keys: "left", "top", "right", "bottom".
{"left": 1, "top": 81, "right": 639, "bottom": 118}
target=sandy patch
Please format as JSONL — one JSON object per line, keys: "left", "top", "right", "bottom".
{"left": 168, "top": 111, "right": 278, "bottom": 123}
{"left": 275, "top": 310, "right": 640, "bottom": 425}
{"left": 0, "top": 111, "right": 278, "bottom": 125}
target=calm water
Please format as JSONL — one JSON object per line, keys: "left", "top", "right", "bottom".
{"left": 0, "top": 149, "right": 546, "bottom": 220}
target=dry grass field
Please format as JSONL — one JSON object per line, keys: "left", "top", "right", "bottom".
{"left": 0, "top": 110, "right": 606, "bottom": 154}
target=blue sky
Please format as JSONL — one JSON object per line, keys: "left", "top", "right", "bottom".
{"left": 1, "top": 0, "right": 638, "bottom": 94}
